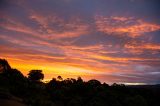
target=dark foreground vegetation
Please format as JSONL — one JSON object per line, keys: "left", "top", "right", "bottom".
{"left": 0, "top": 59, "right": 160, "bottom": 106}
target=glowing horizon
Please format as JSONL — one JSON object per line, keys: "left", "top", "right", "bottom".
{"left": 0, "top": 0, "right": 160, "bottom": 84}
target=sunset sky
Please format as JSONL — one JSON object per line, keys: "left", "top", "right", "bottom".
{"left": 0, "top": 0, "right": 160, "bottom": 84}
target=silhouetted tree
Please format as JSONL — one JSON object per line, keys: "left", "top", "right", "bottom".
{"left": 0, "top": 59, "right": 11, "bottom": 72}
{"left": 87, "top": 79, "right": 101, "bottom": 87}
{"left": 46, "top": 78, "right": 58, "bottom": 90}
{"left": 6, "top": 69, "right": 24, "bottom": 80}
{"left": 57, "top": 75, "right": 63, "bottom": 81}
{"left": 28, "top": 70, "right": 44, "bottom": 82}
{"left": 77, "top": 76, "right": 83, "bottom": 83}
{"left": 112, "top": 83, "right": 118, "bottom": 87}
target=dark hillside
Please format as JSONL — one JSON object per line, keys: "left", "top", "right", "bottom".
{"left": 0, "top": 59, "right": 160, "bottom": 106}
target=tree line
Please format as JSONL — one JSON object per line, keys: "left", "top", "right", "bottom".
{"left": 0, "top": 59, "right": 160, "bottom": 106}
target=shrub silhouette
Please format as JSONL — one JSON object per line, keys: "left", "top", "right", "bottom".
{"left": 57, "top": 75, "right": 63, "bottom": 81}
{"left": 28, "top": 70, "right": 44, "bottom": 82}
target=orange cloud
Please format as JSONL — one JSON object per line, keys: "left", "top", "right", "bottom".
{"left": 0, "top": 15, "right": 44, "bottom": 40}
{"left": 125, "top": 42, "right": 160, "bottom": 55}
{"left": 29, "top": 12, "right": 89, "bottom": 39}
{"left": 1, "top": 49, "right": 122, "bottom": 81}
{"left": 0, "top": 18, "right": 38, "bottom": 36}
{"left": 95, "top": 15, "right": 160, "bottom": 37}
{"left": 0, "top": 42, "right": 129, "bottom": 78}
{"left": 0, "top": 13, "right": 89, "bottom": 40}
{"left": 125, "top": 43, "right": 160, "bottom": 50}
{"left": 59, "top": 45, "right": 159, "bottom": 67}
{"left": 1, "top": 37, "right": 159, "bottom": 82}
